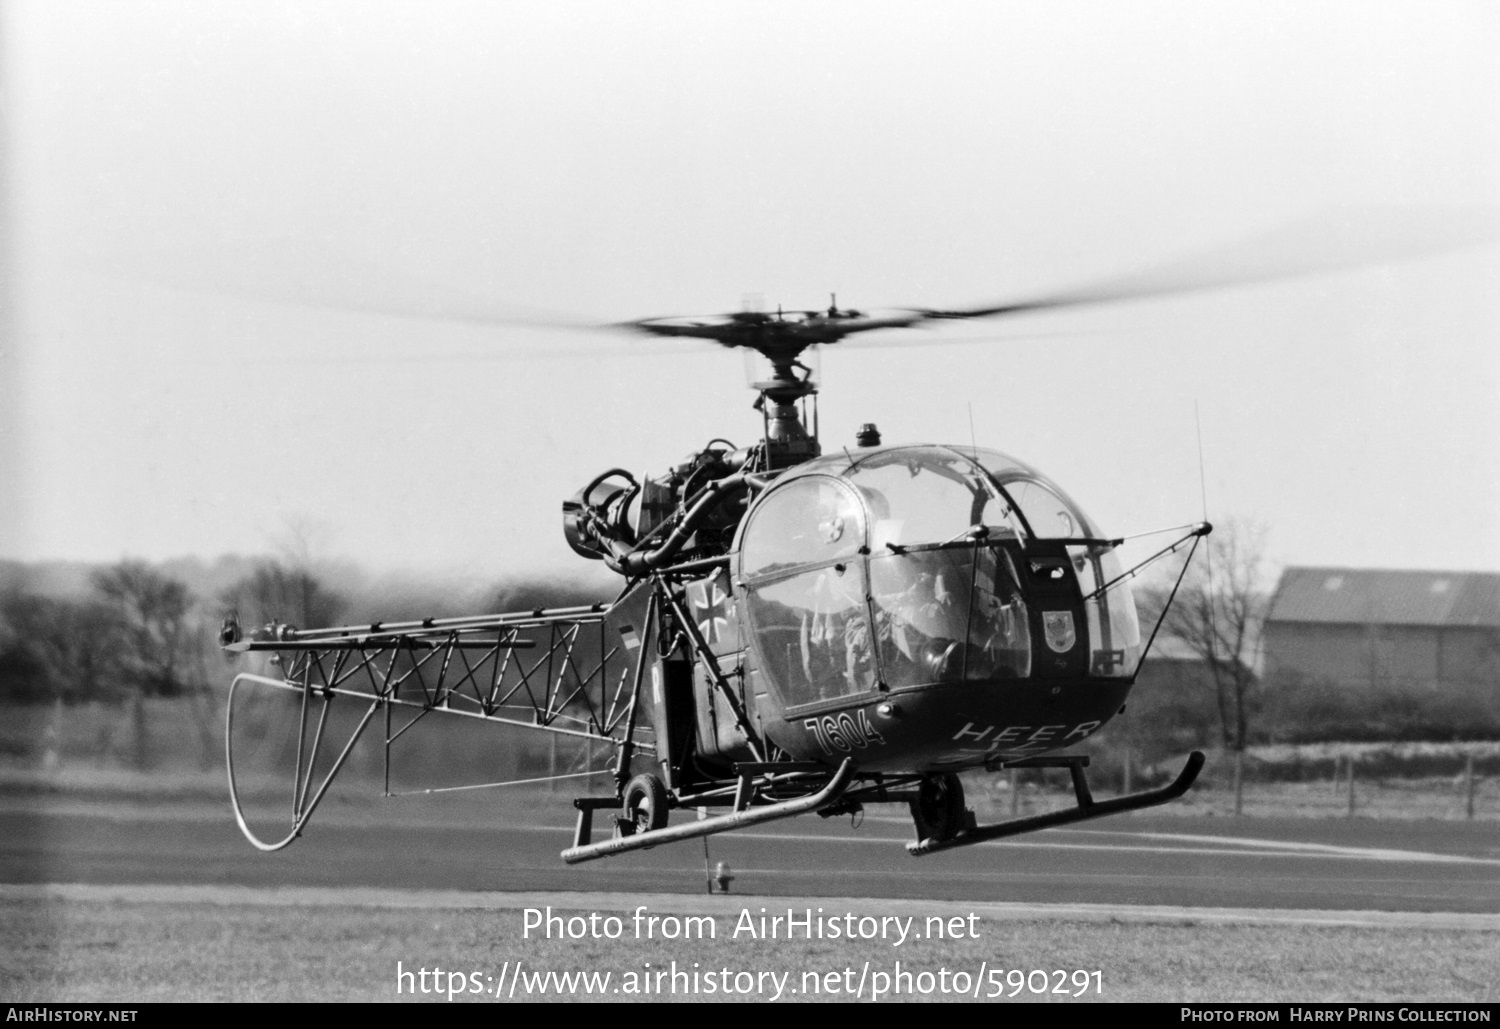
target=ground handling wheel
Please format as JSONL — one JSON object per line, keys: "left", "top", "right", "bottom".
{"left": 910, "top": 772, "right": 971, "bottom": 842}
{"left": 616, "top": 773, "right": 670, "bottom": 838}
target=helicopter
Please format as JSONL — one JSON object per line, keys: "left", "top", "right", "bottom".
{"left": 219, "top": 288, "right": 1216, "bottom": 862}
{"left": 216, "top": 210, "right": 1492, "bottom": 861}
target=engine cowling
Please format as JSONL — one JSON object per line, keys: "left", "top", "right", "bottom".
{"left": 562, "top": 469, "right": 639, "bottom": 560}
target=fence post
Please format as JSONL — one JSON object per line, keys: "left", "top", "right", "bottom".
{"left": 43, "top": 697, "right": 62, "bottom": 771}
{"left": 1346, "top": 756, "right": 1356, "bottom": 817}
{"left": 1233, "top": 750, "right": 1244, "bottom": 816}
{"left": 132, "top": 692, "right": 149, "bottom": 772}
{"left": 1122, "top": 745, "right": 1132, "bottom": 795}
{"left": 1009, "top": 767, "right": 1019, "bottom": 816}
{"left": 1465, "top": 754, "right": 1476, "bottom": 821}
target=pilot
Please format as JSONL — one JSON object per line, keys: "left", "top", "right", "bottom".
{"left": 871, "top": 559, "right": 967, "bottom": 683}
{"left": 800, "top": 563, "right": 874, "bottom": 696}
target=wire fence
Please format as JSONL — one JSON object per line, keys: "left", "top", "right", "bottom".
{"left": 967, "top": 745, "right": 1499, "bottom": 821}
{"left": 3, "top": 700, "right": 1497, "bottom": 821}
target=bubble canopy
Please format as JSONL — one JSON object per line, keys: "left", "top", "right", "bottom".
{"left": 738, "top": 445, "right": 1101, "bottom": 572}
{"left": 734, "top": 445, "right": 1140, "bottom": 709}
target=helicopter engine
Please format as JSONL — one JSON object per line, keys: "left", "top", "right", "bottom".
{"left": 563, "top": 441, "right": 751, "bottom": 567}
{"left": 562, "top": 468, "right": 639, "bottom": 561}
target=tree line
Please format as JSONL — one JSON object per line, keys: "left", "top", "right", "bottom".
{"left": 4, "top": 527, "right": 1495, "bottom": 752}
{"left": 0, "top": 558, "right": 611, "bottom": 707}
{"left": 1, "top": 561, "right": 206, "bottom": 705}
{"left": 0, "top": 561, "right": 357, "bottom": 705}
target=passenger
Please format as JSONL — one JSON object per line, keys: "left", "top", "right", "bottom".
{"left": 799, "top": 564, "right": 874, "bottom": 696}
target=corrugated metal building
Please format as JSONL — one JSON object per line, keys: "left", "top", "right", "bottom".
{"left": 1263, "top": 567, "right": 1500, "bottom": 690}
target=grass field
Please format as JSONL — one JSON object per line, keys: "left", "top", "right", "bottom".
{"left": 3, "top": 726, "right": 1497, "bottom": 1004}
{"left": 4, "top": 894, "right": 1496, "bottom": 1003}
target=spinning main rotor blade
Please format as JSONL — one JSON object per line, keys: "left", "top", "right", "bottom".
{"left": 102, "top": 206, "right": 1498, "bottom": 345}
{"left": 99, "top": 236, "right": 599, "bottom": 332}
{"left": 917, "top": 206, "right": 1500, "bottom": 323}
{"left": 617, "top": 206, "right": 1500, "bottom": 353}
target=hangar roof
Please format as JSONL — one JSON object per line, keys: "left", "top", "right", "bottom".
{"left": 1267, "top": 568, "right": 1500, "bottom": 628}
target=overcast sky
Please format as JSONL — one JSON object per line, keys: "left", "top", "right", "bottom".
{"left": 3, "top": 1, "right": 1498, "bottom": 592}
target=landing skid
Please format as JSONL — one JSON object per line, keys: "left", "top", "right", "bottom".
{"left": 561, "top": 759, "right": 855, "bottom": 864}
{"left": 907, "top": 751, "right": 1206, "bottom": 856}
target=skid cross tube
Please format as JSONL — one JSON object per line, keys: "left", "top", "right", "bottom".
{"left": 561, "top": 759, "right": 856, "bottom": 864}
{"left": 907, "top": 751, "right": 1205, "bottom": 856}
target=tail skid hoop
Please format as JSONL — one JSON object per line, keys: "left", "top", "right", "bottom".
{"left": 226, "top": 672, "right": 382, "bottom": 852}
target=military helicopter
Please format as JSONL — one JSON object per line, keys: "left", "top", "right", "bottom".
{"left": 218, "top": 211, "right": 1490, "bottom": 861}
{"left": 220, "top": 293, "right": 1217, "bottom": 862}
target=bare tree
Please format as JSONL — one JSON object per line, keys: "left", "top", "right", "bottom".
{"left": 91, "top": 562, "right": 207, "bottom": 770}
{"left": 91, "top": 561, "right": 197, "bottom": 698}
{"left": 220, "top": 561, "right": 346, "bottom": 630}
{"left": 0, "top": 590, "right": 122, "bottom": 703}
{"left": 1143, "top": 518, "right": 1271, "bottom": 753}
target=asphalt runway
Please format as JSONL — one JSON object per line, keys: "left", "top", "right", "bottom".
{"left": 4, "top": 793, "right": 1497, "bottom": 915}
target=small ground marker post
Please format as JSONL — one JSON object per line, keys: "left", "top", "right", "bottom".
{"left": 699, "top": 807, "right": 712, "bottom": 894}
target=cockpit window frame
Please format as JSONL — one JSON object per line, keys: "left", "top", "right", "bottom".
{"left": 732, "top": 443, "right": 1132, "bottom": 713}
{"left": 737, "top": 474, "right": 869, "bottom": 581}
{"left": 790, "top": 444, "right": 1103, "bottom": 547}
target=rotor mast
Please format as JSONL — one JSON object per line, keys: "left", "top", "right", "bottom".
{"left": 624, "top": 299, "right": 932, "bottom": 468}
{"left": 747, "top": 336, "right": 821, "bottom": 469}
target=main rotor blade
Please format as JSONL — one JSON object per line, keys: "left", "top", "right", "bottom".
{"left": 621, "top": 309, "right": 930, "bottom": 347}
{"left": 93, "top": 206, "right": 1499, "bottom": 351}
{"left": 94, "top": 237, "right": 605, "bottom": 332}
{"left": 920, "top": 206, "right": 1500, "bottom": 322}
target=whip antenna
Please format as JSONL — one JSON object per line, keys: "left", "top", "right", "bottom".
{"left": 1195, "top": 400, "right": 1219, "bottom": 662}
{"left": 1195, "top": 401, "right": 1209, "bottom": 523}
